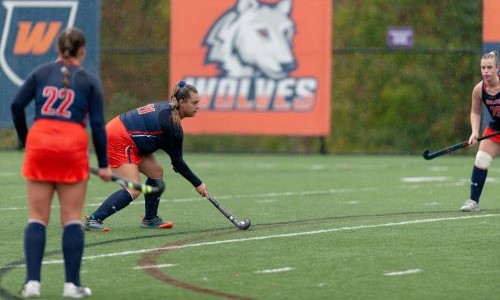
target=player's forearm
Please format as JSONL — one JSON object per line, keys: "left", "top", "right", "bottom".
{"left": 470, "top": 112, "right": 481, "bottom": 135}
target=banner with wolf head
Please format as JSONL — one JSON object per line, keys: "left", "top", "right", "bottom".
{"left": 0, "top": 0, "right": 100, "bottom": 128}
{"left": 170, "top": 0, "right": 332, "bottom": 136}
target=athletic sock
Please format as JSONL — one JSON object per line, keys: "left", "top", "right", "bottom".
{"left": 62, "top": 223, "right": 84, "bottom": 286}
{"left": 470, "top": 166, "right": 488, "bottom": 203}
{"left": 144, "top": 178, "right": 161, "bottom": 220}
{"left": 24, "top": 221, "right": 46, "bottom": 282}
{"left": 91, "top": 189, "right": 134, "bottom": 221}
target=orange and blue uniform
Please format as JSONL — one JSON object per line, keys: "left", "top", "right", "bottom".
{"left": 482, "top": 79, "right": 500, "bottom": 143}
{"left": 11, "top": 59, "right": 108, "bottom": 182}
{"left": 106, "top": 102, "right": 202, "bottom": 187}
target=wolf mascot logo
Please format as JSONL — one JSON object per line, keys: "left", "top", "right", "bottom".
{"left": 185, "top": 0, "right": 318, "bottom": 111}
{"left": 204, "top": 0, "right": 296, "bottom": 79}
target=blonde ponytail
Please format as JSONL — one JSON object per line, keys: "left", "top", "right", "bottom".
{"left": 169, "top": 81, "right": 198, "bottom": 126}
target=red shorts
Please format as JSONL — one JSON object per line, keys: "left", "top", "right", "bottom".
{"left": 23, "top": 119, "right": 88, "bottom": 183}
{"left": 106, "top": 117, "right": 142, "bottom": 168}
{"left": 483, "top": 126, "right": 500, "bottom": 143}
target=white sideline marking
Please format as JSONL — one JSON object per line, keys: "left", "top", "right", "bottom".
{"left": 400, "top": 177, "right": 449, "bottom": 183}
{"left": 257, "top": 199, "right": 276, "bottom": 203}
{"left": 133, "top": 263, "right": 177, "bottom": 270}
{"left": 384, "top": 269, "right": 422, "bottom": 276}
{"left": 428, "top": 166, "right": 448, "bottom": 172}
{"left": 254, "top": 267, "right": 294, "bottom": 274}
{"left": 1, "top": 214, "right": 498, "bottom": 270}
{"left": 0, "top": 202, "right": 104, "bottom": 211}
{"left": 0, "top": 206, "right": 28, "bottom": 211}
{"left": 0, "top": 172, "right": 16, "bottom": 176}
{"left": 2, "top": 180, "right": 479, "bottom": 209}
{"left": 310, "top": 164, "right": 326, "bottom": 170}
{"left": 486, "top": 177, "right": 500, "bottom": 183}
{"left": 172, "top": 187, "right": 378, "bottom": 203}
{"left": 0, "top": 187, "right": 378, "bottom": 210}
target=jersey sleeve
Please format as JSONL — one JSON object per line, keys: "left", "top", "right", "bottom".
{"left": 165, "top": 140, "right": 203, "bottom": 187}
{"left": 159, "top": 110, "right": 202, "bottom": 186}
{"left": 10, "top": 73, "right": 37, "bottom": 147}
{"left": 87, "top": 75, "right": 108, "bottom": 168}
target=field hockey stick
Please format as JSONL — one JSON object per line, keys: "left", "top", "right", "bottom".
{"left": 89, "top": 167, "right": 165, "bottom": 195}
{"left": 422, "top": 131, "right": 500, "bottom": 160}
{"left": 206, "top": 194, "right": 251, "bottom": 230}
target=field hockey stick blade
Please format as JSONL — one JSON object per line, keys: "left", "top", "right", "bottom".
{"left": 422, "top": 149, "right": 433, "bottom": 160}
{"left": 206, "top": 194, "right": 251, "bottom": 230}
{"left": 89, "top": 167, "right": 164, "bottom": 195}
{"left": 422, "top": 143, "right": 466, "bottom": 160}
{"left": 423, "top": 131, "right": 500, "bottom": 160}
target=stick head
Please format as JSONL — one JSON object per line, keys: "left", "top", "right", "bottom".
{"left": 238, "top": 218, "right": 251, "bottom": 230}
{"left": 422, "top": 149, "right": 432, "bottom": 160}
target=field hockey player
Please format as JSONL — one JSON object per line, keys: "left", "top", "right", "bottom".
{"left": 84, "top": 81, "right": 208, "bottom": 231}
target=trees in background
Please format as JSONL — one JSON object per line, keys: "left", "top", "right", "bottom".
{"left": 100, "top": 0, "right": 482, "bottom": 154}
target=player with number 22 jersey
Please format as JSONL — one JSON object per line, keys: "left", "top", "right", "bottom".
{"left": 11, "top": 58, "right": 108, "bottom": 182}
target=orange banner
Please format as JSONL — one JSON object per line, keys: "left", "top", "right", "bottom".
{"left": 170, "top": 0, "right": 332, "bottom": 136}
{"left": 483, "top": 0, "right": 500, "bottom": 42}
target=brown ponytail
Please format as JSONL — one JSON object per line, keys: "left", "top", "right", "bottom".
{"left": 57, "top": 28, "right": 85, "bottom": 98}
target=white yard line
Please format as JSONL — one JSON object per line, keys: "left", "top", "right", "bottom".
{"left": 253, "top": 267, "right": 294, "bottom": 274}
{"left": 1, "top": 214, "right": 498, "bottom": 270}
{"left": 171, "top": 187, "right": 379, "bottom": 203}
{"left": 400, "top": 177, "right": 449, "bottom": 183}
{"left": 384, "top": 269, "right": 422, "bottom": 276}
{"left": 256, "top": 199, "right": 276, "bottom": 203}
{"left": 4, "top": 181, "right": 481, "bottom": 210}
{"left": 3, "top": 180, "right": 478, "bottom": 211}
{"left": 0, "top": 202, "right": 103, "bottom": 211}
{"left": 0, "top": 187, "right": 378, "bottom": 211}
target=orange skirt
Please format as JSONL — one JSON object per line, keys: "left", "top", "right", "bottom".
{"left": 106, "top": 117, "right": 142, "bottom": 168}
{"left": 483, "top": 126, "right": 500, "bottom": 143}
{"left": 23, "top": 119, "right": 89, "bottom": 182}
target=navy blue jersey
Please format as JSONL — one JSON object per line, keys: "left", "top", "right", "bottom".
{"left": 11, "top": 60, "right": 108, "bottom": 167}
{"left": 482, "top": 81, "right": 500, "bottom": 130}
{"left": 119, "top": 102, "right": 202, "bottom": 187}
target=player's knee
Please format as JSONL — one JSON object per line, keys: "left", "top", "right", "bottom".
{"left": 475, "top": 150, "right": 493, "bottom": 169}
{"left": 143, "top": 164, "right": 163, "bottom": 178}
{"left": 152, "top": 164, "right": 164, "bottom": 177}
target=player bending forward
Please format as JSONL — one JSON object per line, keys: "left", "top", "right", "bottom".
{"left": 85, "top": 81, "right": 208, "bottom": 231}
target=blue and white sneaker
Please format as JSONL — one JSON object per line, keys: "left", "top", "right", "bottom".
{"left": 140, "top": 216, "right": 174, "bottom": 229}
{"left": 83, "top": 216, "right": 109, "bottom": 232}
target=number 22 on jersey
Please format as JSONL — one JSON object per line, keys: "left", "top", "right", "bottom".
{"left": 41, "top": 86, "right": 75, "bottom": 118}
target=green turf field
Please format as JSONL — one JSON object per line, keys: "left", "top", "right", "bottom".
{"left": 1, "top": 151, "right": 499, "bottom": 300}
